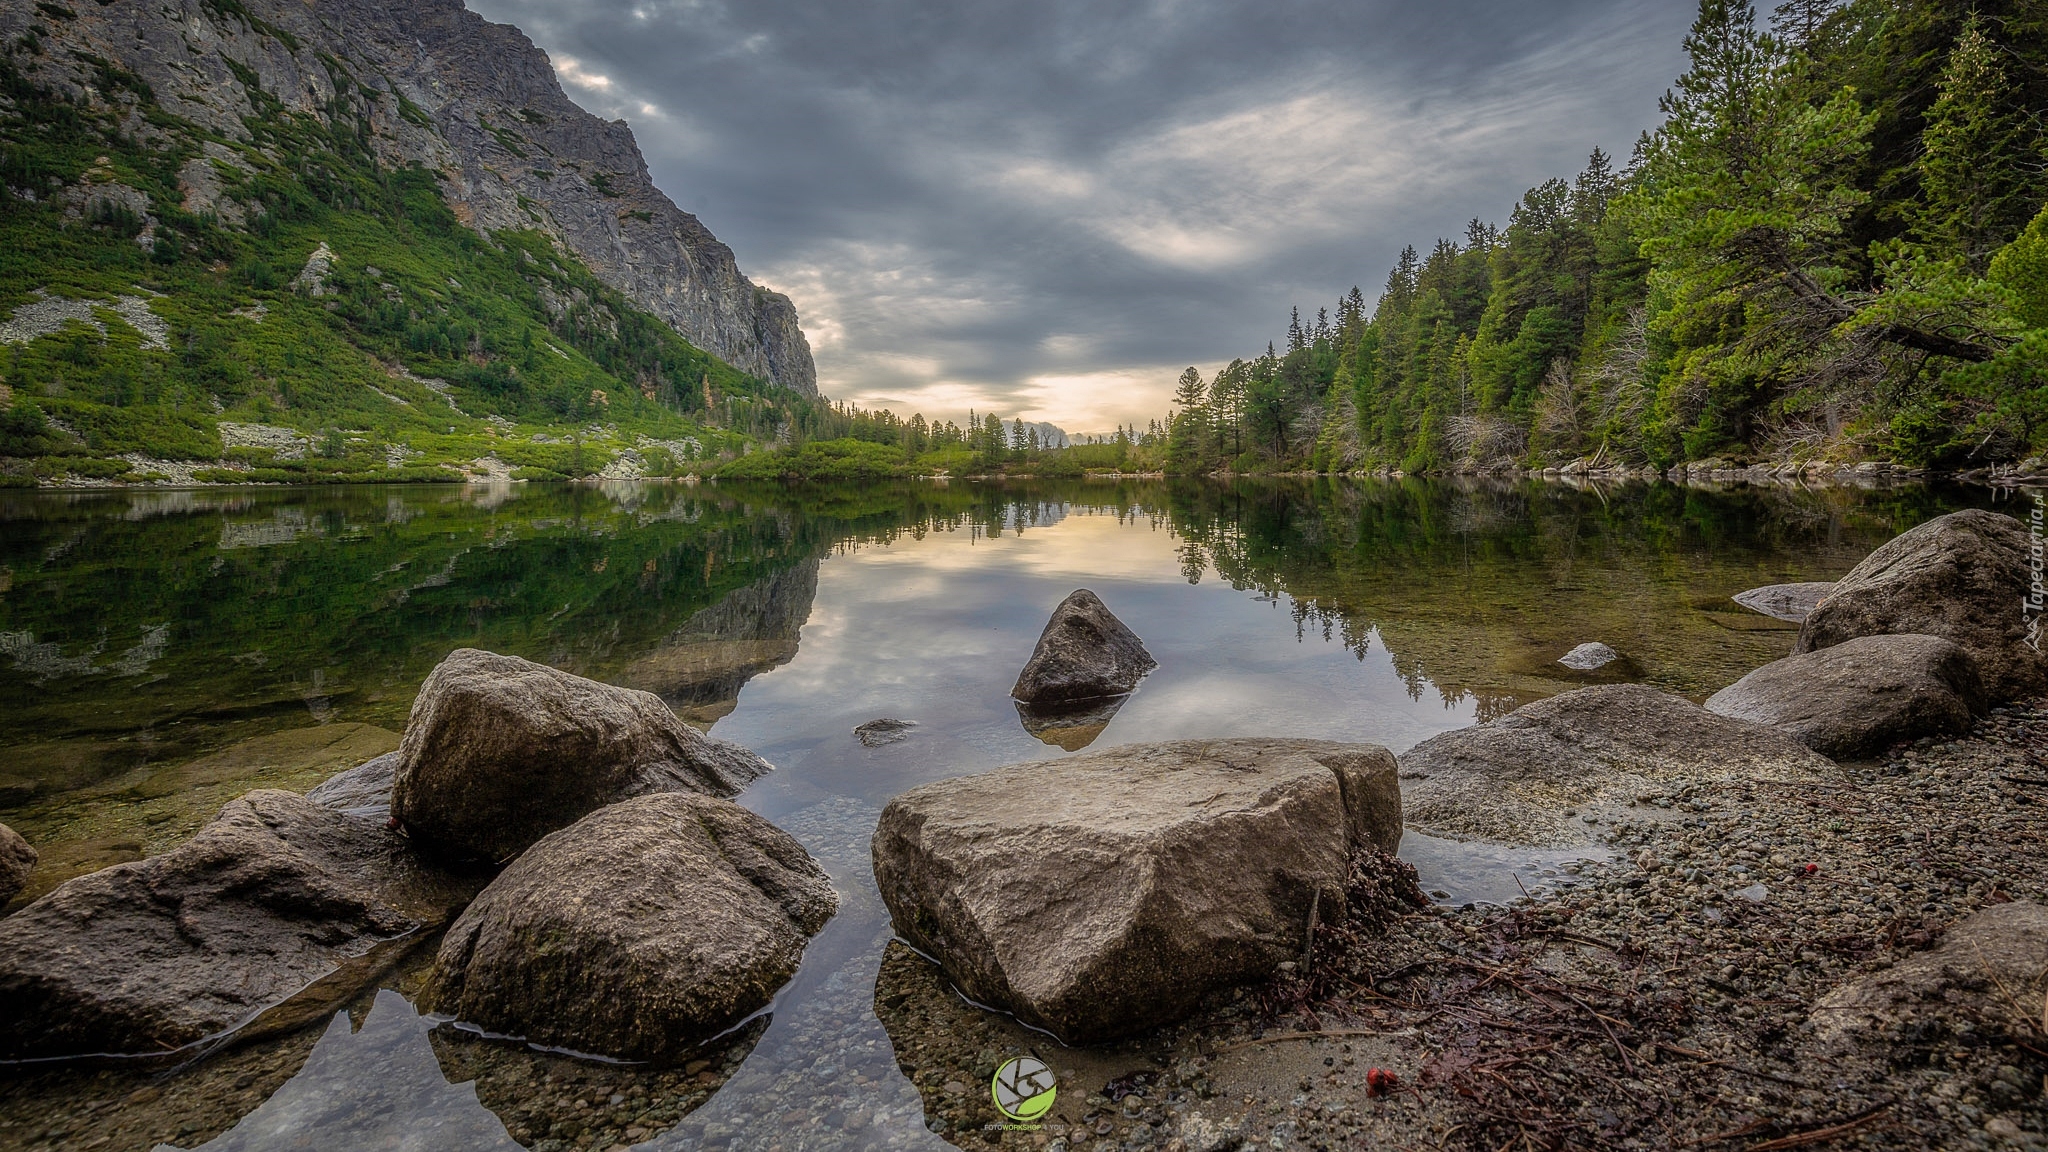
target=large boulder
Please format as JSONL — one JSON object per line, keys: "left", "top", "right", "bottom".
{"left": 0, "top": 790, "right": 474, "bottom": 1059}
{"left": 1400, "top": 685, "right": 1837, "bottom": 846}
{"left": 1705, "top": 634, "right": 1985, "bottom": 759}
{"left": 425, "top": 792, "right": 836, "bottom": 1062}
{"left": 1796, "top": 509, "right": 2045, "bottom": 702}
{"left": 0, "top": 822, "right": 35, "bottom": 905}
{"left": 1811, "top": 901, "right": 2048, "bottom": 1044}
{"left": 1011, "top": 589, "right": 1157, "bottom": 704}
{"left": 871, "top": 739, "right": 1402, "bottom": 1043}
{"left": 1732, "top": 581, "right": 1835, "bottom": 623}
{"left": 391, "top": 649, "right": 773, "bottom": 862}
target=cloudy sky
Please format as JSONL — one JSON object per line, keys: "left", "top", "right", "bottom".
{"left": 464, "top": 0, "right": 1695, "bottom": 435}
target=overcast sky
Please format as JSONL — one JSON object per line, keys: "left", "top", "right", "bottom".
{"left": 464, "top": 0, "right": 1695, "bottom": 435}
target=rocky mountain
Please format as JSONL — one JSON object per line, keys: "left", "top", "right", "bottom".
{"left": 0, "top": 0, "right": 814, "bottom": 395}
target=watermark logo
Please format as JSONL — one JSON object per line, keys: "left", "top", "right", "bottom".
{"left": 990, "top": 1056, "right": 1057, "bottom": 1124}
{"left": 2030, "top": 493, "right": 2046, "bottom": 653}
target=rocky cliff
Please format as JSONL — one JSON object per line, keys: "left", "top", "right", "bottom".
{"left": 0, "top": 0, "right": 815, "bottom": 394}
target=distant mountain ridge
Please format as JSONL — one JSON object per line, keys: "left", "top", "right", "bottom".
{"left": 0, "top": 0, "right": 814, "bottom": 394}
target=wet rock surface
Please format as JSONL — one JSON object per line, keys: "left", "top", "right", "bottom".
{"left": 0, "top": 821, "right": 34, "bottom": 905}
{"left": 1015, "top": 694, "right": 1129, "bottom": 751}
{"left": 1798, "top": 508, "right": 2046, "bottom": 702}
{"left": 1732, "top": 581, "right": 1836, "bottom": 623}
{"left": 854, "top": 718, "right": 918, "bottom": 748}
{"left": 872, "top": 738, "right": 1401, "bottom": 1043}
{"left": 391, "top": 648, "right": 772, "bottom": 862}
{"left": 305, "top": 752, "right": 399, "bottom": 811}
{"left": 0, "top": 789, "right": 474, "bottom": 1060}
{"left": 1706, "top": 633, "right": 1986, "bottom": 758}
{"left": 1400, "top": 684, "right": 1839, "bottom": 846}
{"left": 1010, "top": 589, "right": 1158, "bottom": 705}
{"left": 426, "top": 792, "right": 837, "bottom": 1063}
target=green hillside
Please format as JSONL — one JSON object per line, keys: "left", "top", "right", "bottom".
{"left": 0, "top": 44, "right": 803, "bottom": 486}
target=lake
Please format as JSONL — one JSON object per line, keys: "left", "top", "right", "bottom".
{"left": 0, "top": 476, "right": 2000, "bottom": 1150}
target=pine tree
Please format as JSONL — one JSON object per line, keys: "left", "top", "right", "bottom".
{"left": 1912, "top": 16, "right": 2036, "bottom": 272}
{"left": 1173, "top": 367, "right": 1206, "bottom": 410}
{"left": 1769, "top": 0, "right": 1835, "bottom": 50}
{"left": 1287, "top": 307, "right": 1306, "bottom": 353}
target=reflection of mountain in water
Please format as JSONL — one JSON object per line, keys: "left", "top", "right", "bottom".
{"left": 622, "top": 559, "right": 820, "bottom": 726}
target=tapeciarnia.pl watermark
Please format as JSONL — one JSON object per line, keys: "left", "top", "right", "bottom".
{"left": 2027, "top": 492, "right": 2044, "bottom": 653}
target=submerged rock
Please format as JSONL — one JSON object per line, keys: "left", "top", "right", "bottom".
{"left": 1015, "top": 694, "right": 1130, "bottom": 751}
{"left": 871, "top": 738, "right": 1401, "bottom": 1043}
{"left": 1400, "top": 685, "right": 1836, "bottom": 846}
{"left": 0, "top": 790, "right": 473, "bottom": 1060}
{"left": 854, "top": 718, "right": 917, "bottom": 747}
{"left": 426, "top": 792, "right": 836, "bottom": 1063}
{"left": 0, "top": 822, "right": 35, "bottom": 906}
{"left": 1797, "top": 509, "right": 2045, "bottom": 702}
{"left": 1705, "top": 634, "right": 1984, "bottom": 758}
{"left": 1731, "top": 581, "right": 1835, "bottom": 623}
{"left": 1557, "top": 641, "right": 1626, "bottom": 671}
{"left": 1011, "top": 589, "right": 1157, "bottom": 705}
{"left": 1811, "top": 901, "right": 2048, "bottom": 1043}
{"left": 391, "top": 648, "right": 773, "bottom": 862}
{"left": 306, "top": 751, "right": 400, "bottom": 811}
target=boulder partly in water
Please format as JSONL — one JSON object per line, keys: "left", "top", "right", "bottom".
{"left": 0, "top": 822, "right": 35, "bottom": 906}
{"left": 1731, "top": 581, "right": 1835, "bottom": 623}
{"left": 0, "top": 790, "right": 473, "bottom": 1060}
{"left": 391, "top": 648, "right": 773, "bottom": 863}
{"left": 306, "top": 751, "right": 400, "bottom": 811}
{"left": 426, "top": 792, "right": 836, "bottom": 1063}
{"left": 1011, "top": 589, "right": 1157, "bottom": 705}
{"left": 872, "top": 738, "right": 1402, "bottom": 1043}
{"left": 1705, "top": 634, "right": 1984, "bottom": 759}
{"left": 1399, "top": 685, "right": 1837, "bottom": 846}
{"left": 1797, "top": 509, "right": 2045, "bottom": 702}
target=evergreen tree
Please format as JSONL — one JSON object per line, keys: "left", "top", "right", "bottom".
{"left": 1912, "top": 16, "right": 2037, "bottom": 271}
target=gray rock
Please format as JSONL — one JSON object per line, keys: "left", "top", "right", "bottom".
{"left": 1558, "top": 642, "right": 1625, "bottom": 671}
{"left": 1400, "top": 685, "right": 1837, "bottom": 846}
{"left": 854, "top": 718, "right": 917, "bottom": 747}
{"left": 8, "top": 0, "right": 815, "bottom": 393}
{"left": 1011, "top": 589, "right": 1157, "bottom": 705}
{"left": 0, "top": 822, "right": 35, "bottom": 906}
{"left": 871, "top": 739, "right": 1402, "bottom": 1043}
{"left": 1731, "top": 581, "right": 1836, "bottom": 623}
{"left": 1811, "top": 901, "right": 2048, "bottom": 1043}
{"left": 1705, "top": 634, "right": 1985, "bottom": 759}
{"left": 426, "top": 792, "right": 836, "bottom": 1062}
{"left": 306, "top": 752, "right": 400, "bottom": 811}
{"left": 390, "top": 649, "right": 772, "bottom": 863}
{"left": 1797, "top": 509, "right": 2046, "bottom": 702}
{"left": 0, "top": 790, "right": 473, "bottom": 1059}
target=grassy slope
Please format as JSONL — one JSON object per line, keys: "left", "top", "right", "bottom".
{"left": 0, "top": 41, "right": 789, "bottom": 486}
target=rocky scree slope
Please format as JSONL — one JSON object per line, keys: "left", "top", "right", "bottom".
{"left": 0, "top": 0, "right": 813, "bottom": 394}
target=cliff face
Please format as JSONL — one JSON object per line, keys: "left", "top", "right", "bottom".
{"left": 0, "top": 0, "right": 815, "bottom": 394}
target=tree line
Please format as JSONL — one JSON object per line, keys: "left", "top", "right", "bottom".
{"left": 1163, "top": 0, "right": 2048, "bottom": 475}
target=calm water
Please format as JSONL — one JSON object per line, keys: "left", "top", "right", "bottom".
{"left": 0, "top": 476, "right": 1997, "bottom": 1149}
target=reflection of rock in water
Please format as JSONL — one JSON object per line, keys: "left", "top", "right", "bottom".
{"left": 623, "top": 559, "right": 819, "bottom": 726}
{"left": 188, "top": 989, "right": 522, "bottom": 1151}
{"left": 1015, "top": 694, "right": 1128, "bottom": 751}
{"left": 428, "top": 1016, "right": 765, "bottom": 1149}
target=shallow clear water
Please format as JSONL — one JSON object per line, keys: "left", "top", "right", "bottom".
{"left": 0, "top": 476, "right": 1999, "bottom": 1149}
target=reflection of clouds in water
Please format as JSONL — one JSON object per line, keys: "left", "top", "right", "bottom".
{"left": 185, "top": 990, "right": 521, "bottom": 1152}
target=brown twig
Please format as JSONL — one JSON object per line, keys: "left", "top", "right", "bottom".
{"left": 1740, "top": 1099, "right": 1893, "bottom": 1150}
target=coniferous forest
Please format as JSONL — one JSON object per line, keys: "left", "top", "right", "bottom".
{"left": 1160, "top": 0, "right": 2048, "bottom": 476}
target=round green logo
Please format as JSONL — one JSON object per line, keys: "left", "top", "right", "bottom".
{"left": 990, "top": 1055, "right": 1057, "bottom": 1122}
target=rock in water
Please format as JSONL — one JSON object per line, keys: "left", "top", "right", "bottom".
{"left": 1557, "top": 642, "right": 1625, "bottom": 672}
{"left": 1705, "top": 634, "right": 1984, "bottom": 758}
{"left": 871, "top": 739, "right": 1402, "bottom": 1043}
{"left": 1731, "top": 581, "right": 1836, "bottom": 623}
{"left": 391, "top": 649, "right": 772, "bottom": 862}
{"left": 1797, "top": 509, "right": 2045, "bottom": 702}
{"left": 0, "top": 822, "right": 35, "bottom": 905}
{"left": 1011, "top": 589, "right": 1157, "bottom": 704}
{"left": 1811, "top": 901, "right": 2048, "bottom": 1043}
{"left": 854, "top": 718, "right": 917, "bottom": 747}
{"left": 1399, "top": 685, "right": 1836, "bottom": 846}
{"left": 1016, "top": 694, "right": 1130, "bottom": 751}
{"left": 426, "top": 793, "right": 836, "bottom": 1062}
{"left": 0, "top": 791, "right": 473, "bottom": 1059}
{"left": 306, "top": 751, "right": 401, "bottom": 811}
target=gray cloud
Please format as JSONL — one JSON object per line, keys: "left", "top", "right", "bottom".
{"left": 465, "top": 0, "right": 1693, "bottom": 432}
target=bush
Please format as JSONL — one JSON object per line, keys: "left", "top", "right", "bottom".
{"left": 715, "top": 438, "right": 908, "bottom": 483}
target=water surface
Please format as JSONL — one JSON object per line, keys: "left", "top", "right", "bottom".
{"left": 0, "top": 476, "right": 1997, "bottom": 1149}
